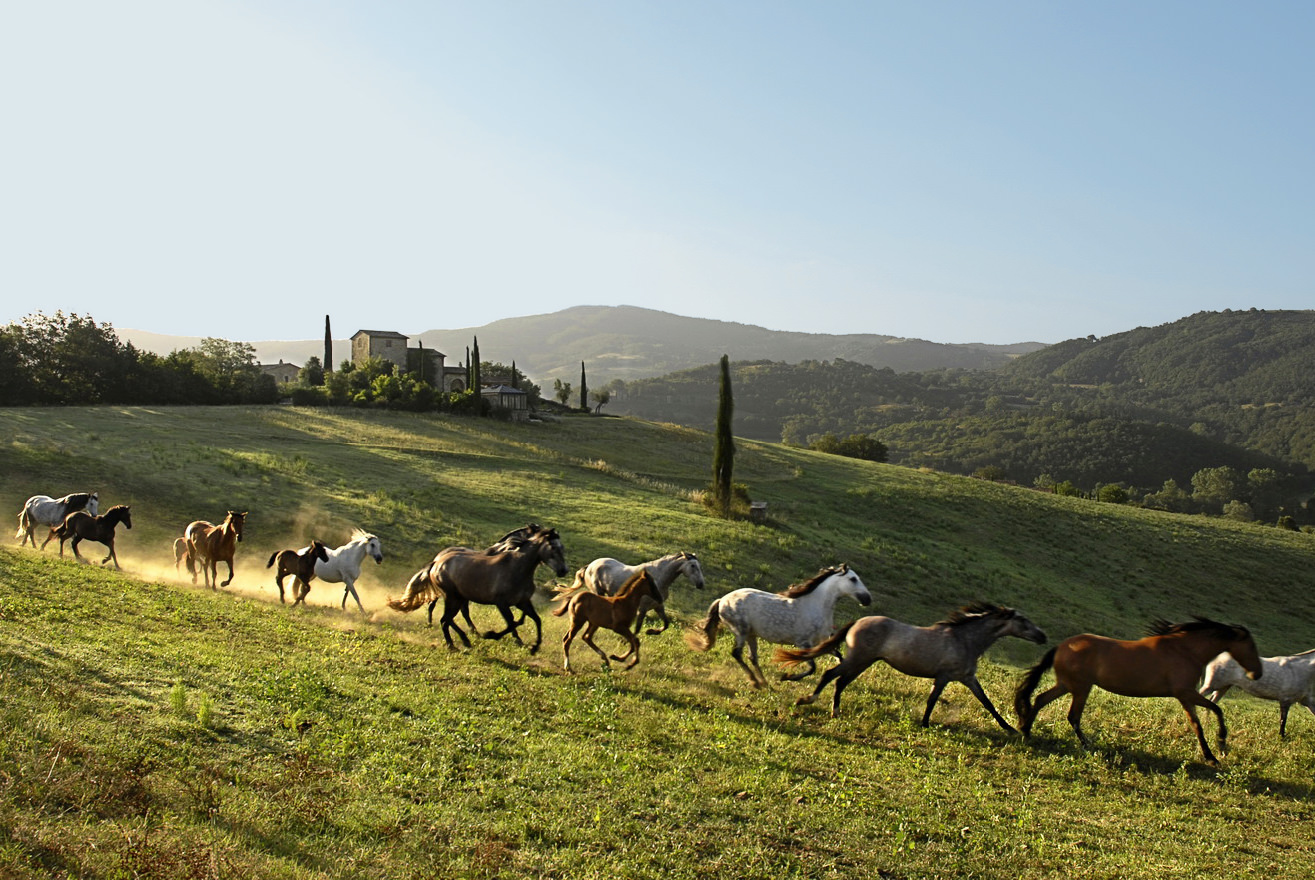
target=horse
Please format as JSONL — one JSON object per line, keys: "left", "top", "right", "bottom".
{"left": 1201, "top": 648, "right": 1315, "bottom": 737}
{"left": 16, "top": 492, "right": 98, "bottom": 548}
{"left": 570, "top": 551, "right": 706, "bottom": 635}
{"left": 1014, "top": 617, "right": 1263, "bottom": 766}
{"left": 388, "top": 526, "right": 568, "bottom": 654}
{"left": 266, "top": 540, "right": 331, "bottom": 605}
{"left": 687, "top": 565, "right": 871, "bottom": 688}
{"left": 779, "top": 603, "right": 1046, "bottom": 731}
{"left": 181, "top": 511, "right": 247, "bottom": 589}
{"left": 50, "top": 504, "right": 132, "bottom": 569}
{"left": 313, "top": 530, "right": 385, "bottom": 612}
{"left": 553, "top": 570, "right": 665, "bottom": 672}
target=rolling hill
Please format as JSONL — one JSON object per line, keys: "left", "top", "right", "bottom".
{"left": 3, "top": 406, "right": 1315, "bottom": 877}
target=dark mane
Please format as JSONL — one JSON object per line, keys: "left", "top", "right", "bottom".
{"left": 60, "top": 492, "right": 92, "bottom": 509}
{"left": 486, "top": 523, "right": 542, "bottom": 555}
{"left": 1146, "top": 617, "right": 1248, "bottom": 639}
{"left": 936, "top": 602, "right": 1012, "bottom": 627}
{"left": 778, "top": 565, "right": 846, "bottom": 598}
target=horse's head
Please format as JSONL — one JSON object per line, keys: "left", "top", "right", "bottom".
{"left": 308, "top": 540, "right": 330, "bottom": 564}
{"left": 369, "top": 535, "right": 384, "bottom": 564}
{"left": 832, "top": 564, "right": 871, "bottom": 606}
{"left": 1000, "top": 607, "right": 1047, "bottom": 645}
{"left": 681, "top": 553, "right": 706, "bottom": 589}
{"left": 536, "top": 528, "right": 569, "bottom": 578}
{"left": 227, "top": 511, "right": 247, "bottom": 542}
{"left": 87, "top": 492, "right": 99, "bottom": 517}
{"left": 1225, "top": 625, "right": 1263, "bottom": 680}
{"left": 118, "top": 505, "right": 132, "bottom": 530}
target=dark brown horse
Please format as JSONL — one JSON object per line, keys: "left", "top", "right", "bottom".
{"left": 1014, "top": 618, "right": 1263, "bottom": 765}
{"left": 552, "top": 569, "right": 664, "bottom": 672}
{"left": 51, "top": 504, "right": 132, "bottom": 569}
{"left": 181, "top": 511, "right": 247, "bottom": 589}
{"left": 388, "top": 526, "right": 568, "bottom": 654}
{"left": 266, "top": 540, "right": 331, "bottom": 605}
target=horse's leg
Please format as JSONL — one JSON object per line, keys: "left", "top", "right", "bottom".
{"left": 745, "top": 636, "right": 769, "bottom": 688}
{"left": 275, "top": 573, "right": 286, "bottom": 604}
{"left": 1177, "top": 695, "right": 1222, "bottom": 765}
{"left": 341, "top": 576, "right": 365, "bottom": 613}
{"left": 580, "top": 623, "right": 615, "bottom": 670}
{"left": 620, "top": 628, "right": 642, "bottom": 669}
{"left": 220, "top": 557, "right": 235, "bottom": 588}
{"left": 729, "top": 631, "right": 763, "bottom": 688}
{"left": 1064, "top": 686, "right": 1092, "bottom": 749}
{"left": 520, "top": 602, "right": 543, "bottom": 655}
{"left": 962, "top": 675, "right": 1017, "bottom": 733}
{"left": 1020, "top": 684, "right": 1068, "bottom": 736}
{"left": 69, "top": 536, "right": 83, "bottom": 563}
{"left": 921, "top": 678, "right": 952, "bottom": 727}
{"left": 39, "top": 528, "right": 54, "bottom": 550}
{"left": 561, "top": 614, "right": 588, "bottom": 672}
{"left": 426, "top": 599, "right": 438, "bottom": 627}
{"left": 482, "top": 605, "right": 524, "bottom": 643}
{"left": 780, "top": 657, "right": 817, "bottom": 682}
{"left": 1279, "top": 701, "right": 1292, "bottom": 737}
{"left": 439, "top": 599, "right": 471, "bottom": 650}
{"left": 106, "top": 541, "right": 120, "bottom": 570}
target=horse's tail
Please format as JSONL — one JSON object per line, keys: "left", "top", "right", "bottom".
{"left": 386, "top": 565, "right": 439, "bottom": 613}
{"left": 686, "top": 599, "right": 723, "bottom": 652}
{"left": 551, "top": 584, "right": 584, "bottom": 616}
{"left": 15, "top": 507, "right": 30, "bottom": 540}
{"left": 569, "top": 567, "right": 588, "bottom": 592}
{"left": 266, "top": 551, "right": 278, "bottom": 569}
{"left": 774, "top": 622, "right": 855, "bottom": 666}
{"left": 1013, "top": 646, "right": 1057, "bottom": 733}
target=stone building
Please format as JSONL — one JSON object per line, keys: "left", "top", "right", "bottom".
{"left": 351, "top": 330, "right": 409, "bottom": 372}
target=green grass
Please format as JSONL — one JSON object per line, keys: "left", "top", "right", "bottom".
{"left": 2, "top": 406, "right": 1315, "bottom": 878}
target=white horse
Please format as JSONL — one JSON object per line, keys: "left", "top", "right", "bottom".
{"left": 312, "top": 530, "right": 384, "bottom": 612}
{"left": 687, "top": 564, "right": 871, "bottom": 688}
{"left": 1201, "top": 649, "right": 1315, "bottom": 736}
{"left": 572, "top": 551, "right": 706, "bottom": 634}
{"left": 16, "top": 492, "right": 98, "bottom": 548}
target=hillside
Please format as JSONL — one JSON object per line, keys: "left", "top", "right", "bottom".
{"left": 118, "top": 305, "right": 1045, "bottom": 384}
{"left": 4, "top": 407, "right": 1315, "bottom": 877}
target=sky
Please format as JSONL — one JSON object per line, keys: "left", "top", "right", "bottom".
{"left": 2, "top": 1, "right": 1313, "bottom": 345}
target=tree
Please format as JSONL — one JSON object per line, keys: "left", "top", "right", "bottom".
{"left": 590, "top": 389, "right": 611, "bottom": 413}
{"left": 299, "top": 356, "right": 325, "bottom": 387}
{"left": 470, "top": 337, "right": 482, "bottom": 401}
{"left": 810, "top": 433, "right": 888, "bottom": 462}
{"left": 323, "top": 315, "right": 332, "bottom": 375}
{"left": 554, "top": 378, "right": 572, "bottom": 406}
{"left": 1192, "top": 466, "right": 1244, "bottom": 512}
{"left": 712, "top": 354, "right": 735, "bottom": 516}
{"left": 579, "top": 361, "right": 588, "bottom": 413}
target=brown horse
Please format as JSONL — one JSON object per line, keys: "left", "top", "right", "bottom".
{"left": 51, "top": 505, "right": 132, "bottom": 569}
{"left": 389, "top": 525, "right": 568, "bottom": 654}
{"left": 266, "top": 540, "right": 331, "bottom": 605}
{"left": 181, "top": 511, "right": 247, "bottom": 589}
{"left": 552, "top": 570, "right": 664, "bottom": 672}
{"left": 1014, "top": 617, "right": 1263, "bottom": 765}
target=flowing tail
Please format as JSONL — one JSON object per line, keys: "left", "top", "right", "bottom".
{"left": 551, "top": 584, "right": 584, "bottom": 617}
{"left": 774, "top": 622, "right": 855, "bottom": 667}
{"left": 15, "top": 508, "right": 30, "bottom": 540}
{"left": 1013, "top": 646, "right": 1057, "bottom": 734}
{"left": 686, "top": 599, "right": 723, "bottom": 651}
{"left": 387, "top": 565, "right": 440, "bottom": 613}
{"left": 266, "top": 551, "right": 278, "bottom": 568}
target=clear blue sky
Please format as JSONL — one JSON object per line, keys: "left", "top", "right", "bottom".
{"left": 3, "top": 1, "right": 1312, "bottom": 344}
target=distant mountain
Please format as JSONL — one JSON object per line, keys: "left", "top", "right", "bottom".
{"left": 119, "top": 305, "right": 1046, "bottom": 384}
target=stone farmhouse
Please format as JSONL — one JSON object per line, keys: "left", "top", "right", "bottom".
{"left": 350, "top": 329, "right": 467, "bottom": 394}
{"left": 259, "top": 360, "right": 301, "bottom": 384}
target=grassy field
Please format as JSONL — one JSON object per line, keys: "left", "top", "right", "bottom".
{"left": 2, "top": 406, "right": 1315, "bottom": 878}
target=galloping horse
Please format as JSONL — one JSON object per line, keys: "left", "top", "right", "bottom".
{"left": 571, "top": 551, "right": 706, "bottom": 634}
{"left": 1201, "top": 648, "right": 1315, "bottom": 737}
{"left": 50, "top": 505, "right": 132, "bottom": 569}
{"left": 181, "top": 511, "right": 247, "bottom": 589}
{"left": 780, "top": 603, "right": 1046, "bottom": 731}
{"left": 553, "top": 570, "right": 665, "bottom": 672}
{"left": 266, "top": 540, "right": 332, "bottom": 605}
{"left": 1014, "top": 618, "right": 1263, "bottom": 765}
{"left": 389, "top": 526, "right": 568, "bottom": 654}
{"left": 687, "top": 565, "right": 871, "bottom": 688}
{"left": 313, "top": 530, "right": 384, "bottom": 612}
{"left": 16, "top": 492, "right": 98, "bottom": 548}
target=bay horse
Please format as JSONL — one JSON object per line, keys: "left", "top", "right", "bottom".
{"left": 553, "top": 569, "right": 665, "bottom": 672}
{"left": 312, "top": 530, "right": 384, "bottom": 612}
{"left": 50, "top": 504, "right": 132, "bottom": 569}
{"left": 181, "top": 511, "right": 247, "bottom": 589}
{"left": 1014, "top": 618, "right": 1263, "bottom": 766}
{"left": 687, "top": 565, "right": 871, "bottom": 688}
{"left": 779, "top": 603, "right": 1046, "bottom": 731}
{"left": 388, "top": 526, "right": 568, "bottom": 654}
{"left": 266, "top": 540, "right": 331, "bottom": 605}
{"left": 16, "top": 492, "right": 98, "bottom": 548}
{"left": 571, "top": 551, "right": 706, "bottom": 634}
{"left": 1201, "top": 648, "right": 1315, "bottom": 737}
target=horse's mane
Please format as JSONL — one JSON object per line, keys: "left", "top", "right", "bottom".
{"left": 778, "top": 564, "right": 847, "bottom": 598}
{"left": 936, "top": 602, "right": 1012, "bottom": 627}
{"left": 61, "top": 492, "right": 92, "bottom": 508}
{"left": 350, "top": 528, "right": 377, "bottom": 543}
{"left": 486, "top": 523, "right": 543, "bottom": 554}
{"left": 1147, "top": 617, "right": 1248, "bottom": 639}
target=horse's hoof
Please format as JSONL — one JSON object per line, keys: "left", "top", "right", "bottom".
{"left": 795, "top": 695, "right": 815, "bottom": 706}
{"left": 645, "top": 628, "right": 664, "bottom": 636}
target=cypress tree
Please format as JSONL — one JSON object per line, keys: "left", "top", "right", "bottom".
{"left": 323, "top": 315, "right": 332, "bottom": 375}
{"left": 471, "top": 337, "right": 482, "bottom": 411}
{"left": 713, "top": 354, "right": 735, "bottom": 516}
{"left": 580, "top": 361, "right": 588, "bottom": 412}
